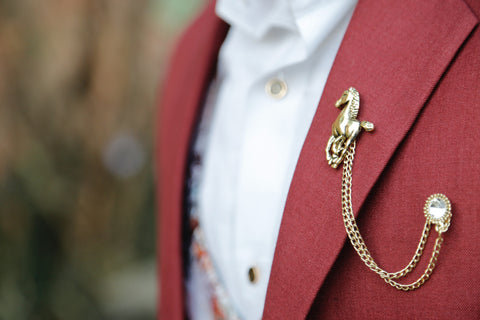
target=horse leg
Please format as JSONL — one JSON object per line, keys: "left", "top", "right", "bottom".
{"left": 325, "top": 135, "right": 336, "bottom": 164}
{"left": 360, "top": 121, "right": 374, "bottom": 131}
{"left": 332, "top": 136, "right": 345, "bottom": 154}
{"left": 336, "top": 135, "right": 356, "bottom": 166}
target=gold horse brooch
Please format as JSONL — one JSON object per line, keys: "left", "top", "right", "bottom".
{"left": 325, "top": 87, "right": 374, "bottom": 168}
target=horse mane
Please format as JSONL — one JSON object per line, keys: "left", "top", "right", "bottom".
{"left": 348, "top": 90, "right": 360, "bottom": 119}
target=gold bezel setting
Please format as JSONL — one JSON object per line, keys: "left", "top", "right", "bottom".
{"left": 424, "top": 193, "right": 452, "bottom": 233}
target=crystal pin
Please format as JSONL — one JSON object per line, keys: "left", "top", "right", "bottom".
{"left": 424, "top": 194, "right": 452, "bottom": 233}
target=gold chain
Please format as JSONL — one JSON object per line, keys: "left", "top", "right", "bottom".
{"left": 341, "top": 142, "right": 445, "bottom": 291}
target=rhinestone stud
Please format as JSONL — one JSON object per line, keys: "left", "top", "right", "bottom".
{"left": 424, "top": 194, "right": 452, "bottom": 233}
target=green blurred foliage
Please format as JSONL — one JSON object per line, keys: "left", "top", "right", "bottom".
{"left": 0, "top": 0, "right": 205, "bottom": 319}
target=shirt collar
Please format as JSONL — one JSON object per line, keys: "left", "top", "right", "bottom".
{"left": 216, "top": 0, "right": 298, "bottom": 38}
{"left": 216, "top": 0, "right": 358, "bottom": 55}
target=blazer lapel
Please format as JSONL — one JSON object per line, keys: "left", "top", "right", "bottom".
{"left": 263, "top": 0, "right": 478, "bottom": 318}
{"left": 157, "top": 2, "right": 228, "bottom": 319}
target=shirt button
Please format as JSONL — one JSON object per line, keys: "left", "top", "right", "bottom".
{"left": 247, "top": 266, "right": 259, "bottom": 284}
{"left": 265, "top": 78, "right": 287, "bottom": 99}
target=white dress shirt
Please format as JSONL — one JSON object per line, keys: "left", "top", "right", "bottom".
{"left": 187, "top": 0, "right": 358, "bottom": 319}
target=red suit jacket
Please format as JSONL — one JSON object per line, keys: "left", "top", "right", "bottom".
{"left": 157, "top": 0, "right": 480, "bottom": 318}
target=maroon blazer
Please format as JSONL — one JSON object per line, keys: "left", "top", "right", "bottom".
{"left": 157, "top": 0, "right": 480, "bottom": 318}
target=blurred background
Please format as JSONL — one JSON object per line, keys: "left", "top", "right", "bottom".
{"left": 0, "top": 0, "right": 205, "bottom": 319}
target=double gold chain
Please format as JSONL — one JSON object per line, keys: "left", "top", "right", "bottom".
{"left": 342, "top": 142, "right": 449, "bottom": 291}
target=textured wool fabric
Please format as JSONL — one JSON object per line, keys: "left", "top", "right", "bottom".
{"left": 157, "top": 0, "right": 480, "bottom": 319}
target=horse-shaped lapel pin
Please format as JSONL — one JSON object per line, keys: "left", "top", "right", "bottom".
{"left": 326, "top": 88, "right": 452, "bottom": 291}
{"left": 326, "top": 87, "right": 374, "bottom": 168}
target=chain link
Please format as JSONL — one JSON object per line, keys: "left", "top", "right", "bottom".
{"left": 341, "top": 142, "right": 445, "bottom": 291}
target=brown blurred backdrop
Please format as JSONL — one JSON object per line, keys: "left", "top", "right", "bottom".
{"left": 0, "top": 0, "right": 205, "bottom": 319}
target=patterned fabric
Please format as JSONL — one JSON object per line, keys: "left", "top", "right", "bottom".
{"left": 184, "top": 81, "right": 240, "bottom": 319}
{"left": 191, "top": 225, "right": 240, "bottom": 320}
